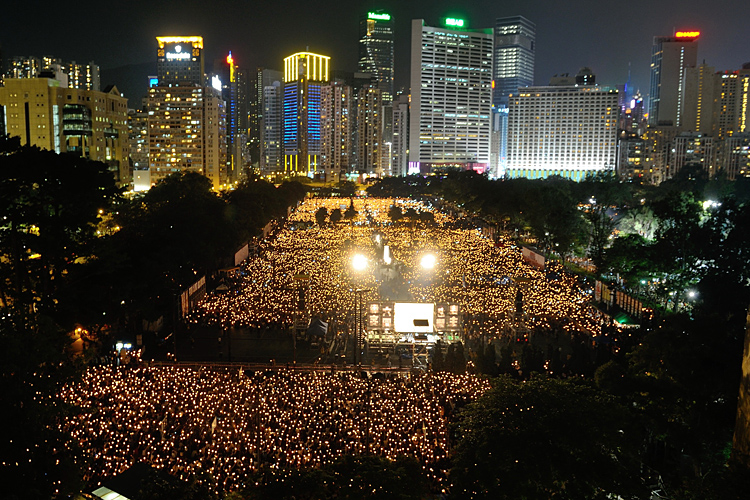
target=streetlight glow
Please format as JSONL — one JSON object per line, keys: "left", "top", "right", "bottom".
{"left": 352, "top": 253, "right": 368, "bottom": 271}
{"left": 420, "top": 253, "right": 437, "bottom": 270}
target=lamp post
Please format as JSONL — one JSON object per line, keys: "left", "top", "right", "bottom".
{"left": 354, "top": 288, "right": 371, "bottom": 366}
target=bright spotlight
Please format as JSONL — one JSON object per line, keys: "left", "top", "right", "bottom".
{"left": 420, "top": 253, "right": 437, "bottom": 270}
{"left": 352, "top": 253, "right": 368, "bottom": 271}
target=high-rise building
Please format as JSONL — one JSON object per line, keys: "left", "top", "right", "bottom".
{"left": 222, "top": 52, "right": 247, "bottom": 183}
{"left": 321, "top": 80, "right": 353, "bottom": 180}
{"left": 506, "top": 85, "right": 619, "bottom": 180}
{"left": 713, "top": 68, "right": 750, "bottom": 141}
{"left": 156, "top": 36, "right": 204, "bottom": 86}
{"left": 493, "top": 16, "right": 535, "bottom": 107}
{"left": 357, "top": 85, "right": 385, "bottom": 177}
{"left": 492, "top": 16, "right": 535, "bottom": 178}
{"left": 409, "top": 18, "right": 493, "bottom": 175}
{"left": 0, "top": 77, "right": 129, "bottom": 185}
{"left": 358, "top": 10, "right": 394, "bottom": 103}
{"left": 128, "top": 106, "right": 149, "bottom": 190}
{"left": 146, "top": 84, "right": 226, "bottom": 188}
{"left": 5, "top": 56, "right": 101, "bottom": 91}
{"left": 391, "top": 94, "right": 410, "bottom": 176}
{"left": 148, "top": 36, "right": 226, "bottom": 188}
{"left": 672, "top": 132, "right": 715, "bottom": 177}
{"left": 722, "top": 133, "right": 750, "bottom": 180}
{"left": 283, "top": 52, "right": 330, "bottom": 176}
{"left": 648, "top": 31, "right": 699, "bottom": 127}
{"left": 259, "top": 69, "right": 284, "bottom": 176}
{"left": 64, "top": 61, "right": 101, "bottom": 91}
{"left": 681, "top": 63, "right": 716, "bottom": 135}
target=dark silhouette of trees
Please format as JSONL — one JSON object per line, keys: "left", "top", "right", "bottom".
{"left": 450, "top": 376, "right": 646, "bottom": 500}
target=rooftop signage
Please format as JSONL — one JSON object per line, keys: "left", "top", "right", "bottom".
{"left": 368, "top": 12, "right": 391, "bottom": 21}
{"left": 675, "top": 31, "right": 700, "bottom": 38}
{"left": 445, "top": 18, "right": 465, "bottom": 28}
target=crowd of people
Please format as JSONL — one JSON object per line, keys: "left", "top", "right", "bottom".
{"left": 188, "top": 197, "right": 602, "bottom": 339}
{"left": 60, "top": 366, "right": 491, "bottom": 493}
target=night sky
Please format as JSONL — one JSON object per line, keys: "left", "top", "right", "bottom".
{"left": 2, "top": 0, "right": 747, "bottom": 104}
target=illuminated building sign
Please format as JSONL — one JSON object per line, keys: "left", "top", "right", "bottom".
{"left": 166, "top": 44, "right": 191, "bottom": 60}
{"left": 675, "top": 31, "right": 700, "bottom": 38}
{"left": 211, "top": 75, "right": 222, "bottom": 92}
{"left": 368, "top": 12, "right": 391, "bottom": 21}
{"left": 166, "top": 52, "right": 191, "bottom": 60}
{"left": 445, "top": 18, "right": 465, "bottom": 28}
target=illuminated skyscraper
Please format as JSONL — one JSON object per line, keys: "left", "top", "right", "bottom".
{"left": 493, "top": 16, "right": 535, "bottom": 107}
{"left": 156, "top": 36, "right": 204, "bottom": 86}
{"left": 648, "top": 31, "right": 699, "bottom": 126}
{"left": 358, "top": 10, "right": 394, "bottom": 103}
{"left": 148, "top": 36, "right": 226, "bottom": 188}
{"left": 409, "top": 18, "right": 493, "bottom": 174}
{"left": 391, "top": 94, "right": 409, "bottom": 176}
{"left": 222, "top": 52, "right": 248, "bottom": 182}
{"left": 259, "top": 69, "right": 284, "bottom": 175}
{"left": 146, "top": 85, "right": 226, "bottom": 188}
{"left": 283, "top": 52, "right": 330, "bottom": 176}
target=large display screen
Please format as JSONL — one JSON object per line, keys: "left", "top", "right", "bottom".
{"left": 393, "top": 302, "right": 435, "bottom": 333}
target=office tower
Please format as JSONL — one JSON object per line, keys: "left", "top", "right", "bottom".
{"left": 492, "top": 16, "right": 535, "bottom": 178}
{"left": 713, "top": 68, "right": 750, "bottom": 141}
{"left": 128, "top": 107, "right": 150, "bottom": 191}
{"left": 493, "top": 16, "right": 535, "bottom": 107}
{"left": 258, "top": 69, "right": 284, "bottom": 176}
{"left": 409, "top": 18, "right": 493, "bottom": 175}
{"left": 391, "top": 94, "right": 410, "bottom": 176}
{"left": 0, "top": 77, "right": 129, "bottom": 185}
{"left": 156, "top": 36, "right": 204, "bottom": 85}
{"left": 321, "top": 80, "right": 353, "bottom": 180}
{"left": 146, "top": 85, "right": 226, "bottom": 188}
{"left": 648, "top": 31, "right": 699, "bottom": 126}
{"left": 358, "top": 10, "right": 394, "bottom": 103}
{"left": 681, "top": 63, "right": 716, "bottom": 135}
{"left": 506, "top": 85, "right": 619, "bottom": 180}
{"left": 283, "top": 52, "right": 330, "bottom": 176}
{"left": 357, "top": 85, "right": 385, "bottom": 177}
{"left": 223, "top": 52, "right": 246, "bottom": 182}
{"left": 148, "top": 36, "right": 226, "bottom": 188}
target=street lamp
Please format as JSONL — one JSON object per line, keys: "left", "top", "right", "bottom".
{"left": 353, "top": 288, "right": 371, "bottom": 366}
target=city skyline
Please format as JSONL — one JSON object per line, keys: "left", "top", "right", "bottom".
{"left": 2, "top": 0, "right": 747, "bottom": 104}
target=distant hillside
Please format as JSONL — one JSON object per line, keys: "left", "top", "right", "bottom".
{"left": 100, "top": 62, "right": 155, "bottom": 108}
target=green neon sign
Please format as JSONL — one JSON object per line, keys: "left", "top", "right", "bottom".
{"left": 368, "top": 12, "right": 391, "bottom": 21}
{"left": 445, "top": 18, "right": 465, "bottom": 28}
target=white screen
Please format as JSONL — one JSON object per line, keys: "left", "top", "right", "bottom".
{"left": 393, "top": 302, "right": 434, "bottom": 333}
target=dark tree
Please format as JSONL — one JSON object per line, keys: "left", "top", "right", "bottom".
{"left": 329, "top": 208, "right": 343, "bottom": 224}
{"left": 450, "top": 376, "right": 646, "bottom": 500}
{"left": 315, "top": 206, "right": 328, "bottom": 227}
{"left": 344, "top": 198, "right": 358, "bottom": 220}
